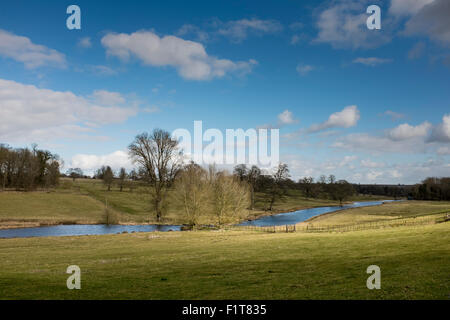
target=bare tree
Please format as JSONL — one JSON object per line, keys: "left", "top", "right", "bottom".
{"left": 209, "top": 166, "right": 250, "bottom": 226}
{"left": 128, "top": 129, "right": 182, "bottom": 221}
{"left": 118, "top": 167, "right": 127, "bottom": 192}
{"left": 268, "top": 163, "right": 290, "bottom": 211}
{"left": 233, "top": 164, "right": 247, "bottom": 181}
{"left": 175, "top": 162, "right": 209, "bottom": 227}
{"left": 233, "top": 164, "right": 261, "bottom": 210}
{"left": 103, "top": 166, "right": 114, "bottom": 191}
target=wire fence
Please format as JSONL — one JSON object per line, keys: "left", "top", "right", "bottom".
{"left": 227, "top": 213, "right": 449, "bottom": 234}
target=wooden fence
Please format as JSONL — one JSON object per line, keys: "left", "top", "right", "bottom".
{"left": 228, "top": 213, "right": 448, "bottom": 234}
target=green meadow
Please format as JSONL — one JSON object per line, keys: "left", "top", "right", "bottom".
{"left": 0, "top": 222, "right": 448, "bottom": 299}
{"left": 1, "top": 180, "right": 449, "bottom": 299}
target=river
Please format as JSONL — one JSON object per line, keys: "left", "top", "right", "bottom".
{"left": 0, "top": 200, "right": 397, "bottom": 238}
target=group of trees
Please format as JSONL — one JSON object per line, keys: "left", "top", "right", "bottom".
{"left": 233, "top": 166, "right": 355, "bottom": 207}
{"left": 127, "top": 129, "right": 250, "bottom": 225}
{"left": 234, "top": 163, "right": 292, "bottom": 211}
{"left": 296, "top": 175, "right": 355, "bottom": 205}
{"left": 176, "top": 162, "right": 250, "bottom": 226}
{"left": 353, "top": 184, "right": 413, "bottom": 198}
{"left": 412, "top": 177, "right": 450, "bottom": 200}
{"left": 0, "top": 144, "right": 60, "bottom": 191}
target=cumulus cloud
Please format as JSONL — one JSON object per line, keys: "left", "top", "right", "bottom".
{"left": 70, "top": 150, "right": 133, "bottom": 174}
{"left": 352, "top": 57, "right": 393, "bottom": 66}
{"left": 217, "top": 18, "right": 283, "bottom": 43}
{"left": 428, "top": 114, "right": 450, "bottom": 142}
{"left": 0, "top": 79, "right": 138, "bottom": 143}
{"left": 101, "top": 30, "right": 257, "bottom": 80}
{"left": 314, "top": 2, "right": 390, "bottom": 49}
{"left": 332, "top": 133, "right": 428, "bottom": 154}
{"left": 0, "top": 29, "right": 66, "bottom": 68}
{"left": 308, "top": 105, "right": 360, "bottom": 133}
{"left": 387, "top": 121, "right": 431, "bottom": 141}
{"left": 296, "top": 64, "right": 314, "bottom": 75}
{"left": 259, "top": 109, "right": 298, "bottom": 129}
{"left": 277, "top": 110, "right": 298, "bottom": 125}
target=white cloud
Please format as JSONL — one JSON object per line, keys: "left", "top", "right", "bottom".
{"left": 277, "top": 110, "right": 298, "bottom": 125}
{"left": 0, "top": 79, "right": 138, "bottom": 143}
{"left": 314, "top": 2, "right": 390, "bottom": 49}
{"left": 332, "top": 133, "right": 429, "bottom": 154}
{"left": 339, "top": 155, "right": 358, "bottom": 167}
{"left": 360, "top": 159, "right": 385, "bottom": 168}
{"left": 428, "top": 114, "right": 450, "bottom": 142}
{"left": 0, "top": 29, "right": 66, "bottom": 69}
{"left": 437, "top": 146, "right": 450, "bottom": 155}
{"left": 142, "top": 106, "right": 160, "bottom": 113}
{"left": 296, "top": 64, "right": 314, "bottom": 75}
{"left": 308, "top": 105, "right": 360, "bottom": 133}
{"left": 217, "top": 18, "right": 283, "bottom": 42}
{"left": 70, "top": 150, "right": 133, "bottom": 174}
{"left": 387, "top": 121, "right": 431, "bottom": 141}
{"left": 176, "top": 24, "right": 209, "bottom": 42}
{"left": 78, "top": 37, "right": 92, "bottom": 48}
{"left": 366, "top": 170, "right": 383, "bottom": 182}
{"left": 91, "top": 90, "right": 126, "bottom": 105}
{"left": 90, "top": 65, "right": 117, "bottom": 76}
{"left": 101, "top": 30, "right": 257, "bottom": 80}
{"left": 353, "top": 57, "right": 393, "bottom": 66}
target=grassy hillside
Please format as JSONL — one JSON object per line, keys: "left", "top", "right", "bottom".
{"left": 0, "top": 191, "right": 107, "bottom": 228}
{"left": 0, "top": 178, "right": 392, "bottom": 227}
{"left": 0, "top": 222, "right": 448, "bottom": 299}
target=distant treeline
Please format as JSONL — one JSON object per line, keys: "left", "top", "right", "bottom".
{"left": 412, "top": 177, "right": 450, "bottom": 201}
{"left": 353, "top": 184, "right": 414, "bottom": 198}
{"left": 0, "top": 144, "right": 60, "bottom": 190}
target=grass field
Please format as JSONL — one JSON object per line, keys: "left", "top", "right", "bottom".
{"left": 0, "top": 191, "right": 107, "bottom": 228}
{"left": 0, "top": 222, "right": 448, "bottom": 299}
{"left": 306, "top": 200, "right": 450, "bottom": 226}
{"left": 0, "top": 178, "right": 392, "bottom": 228}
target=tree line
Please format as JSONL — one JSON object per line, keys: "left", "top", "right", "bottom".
{"left": 0, "top": 144, "right": 60, "bottom": 191}
{"left": 412, "top": 177, "right": 450, "bottom": 200}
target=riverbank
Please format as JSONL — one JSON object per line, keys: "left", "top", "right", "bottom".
{"left": 0, "top": 184, "right": 392, "bottom": 229}
{"left": 305, "top": 200, "right": 450, "bottom": 226}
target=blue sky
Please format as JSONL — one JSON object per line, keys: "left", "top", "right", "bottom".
{"left": 0, "top": 0, "right": 449, "bottom": 183}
